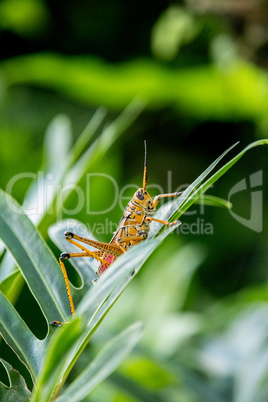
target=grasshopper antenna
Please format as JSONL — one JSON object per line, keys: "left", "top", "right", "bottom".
{"left": 143, "top": 140, "right": 147, "bottom": 190}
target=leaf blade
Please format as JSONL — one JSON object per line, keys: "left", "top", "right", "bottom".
{"left": 157, "top": 140, "right": 268, "bottom": 227}
{"left": 171, "top": 140, "right": 268, "bottom": 221}
{"left": 0, "top": 291, "right": 44, "bottom": 379}
{"left": 57, "top": 322, "right": 143, "bottom": 402}
{"left": 0, "top": 189, "right": 70, "bottom": 325}
{"left": 0, "top": 359, "right": 31, "bottom": 402}
{"left": 31, "top": 318, "right": 83, "bottom": 402}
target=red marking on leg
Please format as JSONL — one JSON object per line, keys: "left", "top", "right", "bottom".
{"left": 97, "top": 254, "right": 115, "bottom": 275}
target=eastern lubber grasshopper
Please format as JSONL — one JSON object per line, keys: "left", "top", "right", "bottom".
{"left": 58, "top": 141, "right": 182, "bottom": 317}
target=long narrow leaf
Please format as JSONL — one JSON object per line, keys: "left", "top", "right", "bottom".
{"left": 198, "top": 195, "right": 232, "bottom": 209}
{"left": 0, "top": 115, "right": 72, "bottom": 286}
{"left": 150, "top": 142, "right": 239, "bottom": 237}
{"left": 31, "top": 318, "right": 83, "bottom": 402}
{"left": 57, "top": 322, "right": 143, "bottom": 402}
{"left": 70, "top": 107, "right": 107, "bottom": 163}
{"left": 168, "top": 139, "right": 268, "bottom": 222}
{"left": 0, "top": 190, "right": 70, "bottom": 325}
{"left": 62, "top": 97, "right": 146, "bottom": 198}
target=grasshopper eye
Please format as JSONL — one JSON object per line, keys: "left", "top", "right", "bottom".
{"left": 136, "top": 191, "right": 144, "bottom": 200}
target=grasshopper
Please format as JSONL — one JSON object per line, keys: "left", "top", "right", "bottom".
{"left": 58, "top": 141, "right": 181, "bottom": 317}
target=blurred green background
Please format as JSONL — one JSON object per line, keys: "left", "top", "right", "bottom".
{"left": 0, "top": 0, "right": 268, "bottom": 400}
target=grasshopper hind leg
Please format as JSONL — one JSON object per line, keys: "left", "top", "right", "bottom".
{"left": 52, "top": 231, "right": 125, "bottom": 325}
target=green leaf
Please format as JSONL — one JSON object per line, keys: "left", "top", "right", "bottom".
{"left": 0, "top": 0, "right": 48, "bottom": 37}
{"left": 0, "top": 251, "right": 19, "bottom": 284}
{"left": 1, "top": 136, "right": 266, "bottom": 400}
{"left": 193, "top": 139, "right": 268, "bottom": 204}
{"left": 31, "top": 228, "right": 168, "bottom": 399}
{"left": 0, "top": 292, "right": 42, "bottom": 380}
{"left": 43, "top": 114, "right": 72, "bottom": 175}
{"left": 0, "top": 359, "right": 31, "bottom": 402}
{"left": 195, "top": 195, "right": 232, "bottom": 209}
{"left": 0, "top": 158, "right": 146, "bottom": 399}
{"left": 70, "top": 107, "right": 107, "bottom": 164}
{"left": 200, "top": 306, "right": 268, "bottom": 402}
{"left": 150, "top": 142, "right": 239, "bottom": 237}
{"left": 160, "top": 140, "right": 268, "bottom": 226}
{"left": 31, "top": 318, "right": 83, "bottom": 402}
{"left": 0, "top": 114, "right": 73, "bottom": 284}
{"left": 151, "top": 6, "right": 199, "bottom": 61}
{"left": 43, "top": 224, "right": 179, "bottom": 398}
{"left": 0, "top": 190, "right": 70, "bottom": 324}
{"left": 57, "top": 322, "right": 143, "bottom": 402}
{"left": 0, "top": 270, "right": 22, "bottom": 301}
{"left": 118, "top": 355, "right": 176, "bottom": 390}
{"left": 234, "top": 348, "right": 268, "bottom": 402}
{"left": 43, "top": 134, "right": 268, "bottom": 395}
{"left": 2, "top": 53, "right": 268, "bottom": 120}
{"left": 61, "top": 97, "right": 146, "bottom": 202}
{"left": 0, "top": 189, "right": 71, "bottom": 379}
{"left": 0, "top": 102, "right": 141, "bottom": 283}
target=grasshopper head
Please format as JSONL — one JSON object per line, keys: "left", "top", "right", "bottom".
{"left": 134, "top": 188, "right": 153, "bottom": 209}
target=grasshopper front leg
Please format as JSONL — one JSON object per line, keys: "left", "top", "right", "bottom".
{"left": 145, "top": 216, "right": 180, "bottom": 226}
{"left": 152, "top": 192, "right": 183, "bottom": 209}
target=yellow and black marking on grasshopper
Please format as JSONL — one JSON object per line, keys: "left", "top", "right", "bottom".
{"left": 56, "top": 141, "right": 182, "bottom": 319}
